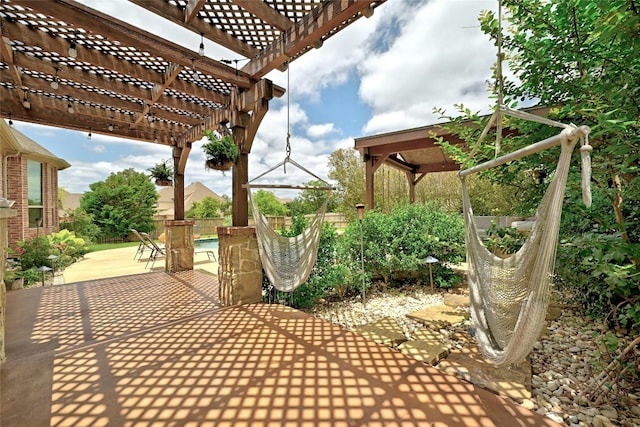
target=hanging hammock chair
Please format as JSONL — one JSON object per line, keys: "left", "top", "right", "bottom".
{"left": 457, "top": 0, "right": 593, "bottom": 366}
{"left": 460, "top": 117, "right": 590, "bottom": 366}
{"left": 245, "top": 158, "right": 333, "bottom": 293}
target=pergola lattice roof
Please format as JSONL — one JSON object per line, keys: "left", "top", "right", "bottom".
{"left": 0, "top": 0, "right": 385, "bottom": 146}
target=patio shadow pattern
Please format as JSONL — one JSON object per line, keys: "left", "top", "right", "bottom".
{"left": 2, "top": 271, "right": 560, "bottom": 426}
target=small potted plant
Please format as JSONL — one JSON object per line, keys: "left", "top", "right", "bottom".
{"left": 148, "top": 160, "right": 174, "bottom": 186}
{"left": 202, "top": 130, "right": 239, "bottom": 171}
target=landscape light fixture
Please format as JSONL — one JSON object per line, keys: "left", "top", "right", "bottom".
{"left": 51, "top": 67, "right": 59, "bottom": 90}
{"left": 68, "top": 40, "right": 77, "bottom": 58}
{"left": 425, "top": 256, "right": 439, "bottom": 292}
{"left": 22, "top": 89, "right": 30, "bottom": 109}
{"left": 198, "top": 33, "right": 205, "bottom": 56}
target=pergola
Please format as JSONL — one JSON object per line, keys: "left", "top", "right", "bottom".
{"left": 354, "top": 106, "right": 552, "bottom": 209}
{"left": 0, "top": 0, "right": 385, "bottom": 224}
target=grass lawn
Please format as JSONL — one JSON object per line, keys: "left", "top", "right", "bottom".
{"left": 88, "top": 241, "right": 139, "bottom": 252}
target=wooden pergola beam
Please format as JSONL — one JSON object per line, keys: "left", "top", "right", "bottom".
{"left": 129, "top": 0, "right": 260, "bottom": 60}
{"left": 230, "top": 0, "right": 293, "bottom": 31}
{"left": 11, "top": 0, "right": 252, "bottom": 89}
{"left": 242, "top": 0, "right": 376, "bottom": 79}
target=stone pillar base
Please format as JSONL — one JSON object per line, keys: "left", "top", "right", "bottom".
{"left": 164, "top": 220, "right": 194, "bottom": 272}
{"left": 217, "top": 226, "right": 262, "bottom": 306}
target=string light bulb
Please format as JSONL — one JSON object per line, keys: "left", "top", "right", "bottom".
{"left": 199, "top": 33, "right": 205, "bottom": 56}
{"left": 153, "top": 133, "right": 158, "bottom": 144}
{"left": 22, "top": 90, "right": 30, "bottom": 109}
{"left": 67, "top": 102, "right": 74, "bottom": 114}
{"left": 8, "top": 114, "right": 13, "bottom": 127}
{"left": 68, "top": 40, "right": 77, "bottom": 58}
{"left": 87, "top": 128, "right": 92, "bottom": 140}
{"left": 51, "top": 67, "right": 59, "bottom": 90}
{"left": 191, "top": 59, "right": 199, "bottom": 81}
{"left": 108, "top": 121, "right": 114, "bottom": 132}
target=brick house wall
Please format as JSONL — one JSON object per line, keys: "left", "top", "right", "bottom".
{"left": 1, "top": 121, "right": 70, "bottom": 249}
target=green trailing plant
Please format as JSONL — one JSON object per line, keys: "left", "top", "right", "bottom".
{"left": 202, "top": 130, "right": 239, "bottom": 170}
{"left": 147, "top": 160, "right": 173, "bottom": 186}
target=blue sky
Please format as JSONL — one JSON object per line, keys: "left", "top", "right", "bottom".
{"left": 10, "top": 0, "right": 498, "bottom": 198}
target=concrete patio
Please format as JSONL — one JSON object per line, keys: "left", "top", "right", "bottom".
{"left": 1, "top": 269, "right": 561, "bottom": 426}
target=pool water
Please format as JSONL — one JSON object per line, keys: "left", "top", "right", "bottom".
{"left": 194, "top": 238, "right": 219, "bottom": 251}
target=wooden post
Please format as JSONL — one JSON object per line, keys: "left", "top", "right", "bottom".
{"left": 365, "top": 155, "right": 375, "bottom": 210}
{"left": 232, "top": 152, "right": 249, "bottom": 226}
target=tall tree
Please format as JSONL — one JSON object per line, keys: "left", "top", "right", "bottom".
{"left": 81, "top": 168, "right": 158, "bottom": 239}
{"left": 186, "top": 196, "right": 223, "bottom": 218}
{"left": 328, "top": 148, "right": 366, "bottom": 219}
{"left": 251, "top": 190, "right": 288, "bottom": 216}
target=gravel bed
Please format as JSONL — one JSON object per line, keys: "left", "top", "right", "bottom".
{"left": 306, "top": 286, "right": 640, "bottom": 427}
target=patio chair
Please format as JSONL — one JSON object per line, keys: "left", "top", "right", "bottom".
{"left": 131, "top": 229, "right": 154, "bottom": 260}
{"left": 141, "top": 232, "right": 166, "bottom": 269}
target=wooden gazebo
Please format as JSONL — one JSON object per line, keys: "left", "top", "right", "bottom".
{"left": 355, "top": 106, "right": 552, "bottom": 209}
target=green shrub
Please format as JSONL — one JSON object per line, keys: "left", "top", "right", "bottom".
{"left": 48, "top": 229, "right": 89, "bottom": 268}
{"left": 18, "top": 268, "right": 44, "bottom": 287}
{"left": 340, "top": 202, "right": 465, "bottom": 288}
{"left": 16, "top": 236, "right": 53, "bottom": 271}
{"left": 61, "top": 208, "right": 101, "bottom": 242}
{"left": 485, "top": 222, "right": 527, "bottom": 256}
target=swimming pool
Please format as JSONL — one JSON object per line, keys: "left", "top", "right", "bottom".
{"left": 194, "top": 238, "right": 219, "bottom": 251}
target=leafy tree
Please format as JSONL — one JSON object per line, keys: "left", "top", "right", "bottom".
{"left": 80, "top": 168, "right": 158, "bottom": 239}
{"left": 251, "top": 189, "right": 288, "bottom": 216}
{"left": 438, "top": 0, "right": 640, "bottom": 329}
{"left": 286, "top": 180, "right": 339, "bottom": 216}
{"left": 328, "top": 148, "right": 366, "bottom": 219}
{"left": 186, "top": 196, "right": 224, "bottom": 218}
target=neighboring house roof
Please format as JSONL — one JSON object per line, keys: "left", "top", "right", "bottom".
{"left": 59, "top": 189, "right": 82, "bottom": 215}
{"left": 156, "top": 181, "right": 224, "bottom": 218}
{"left": 0, "top": 120, "right": 71, "bottom": 170}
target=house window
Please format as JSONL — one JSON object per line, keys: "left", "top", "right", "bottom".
{"left": 27, "top": 160, "right": 43, "bottom": 228}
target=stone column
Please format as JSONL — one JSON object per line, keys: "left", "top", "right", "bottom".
{"left": 164, "top": 220, "right": 194, "bottom": 272}
{"left": 1, "top": 208, "right": 18, "bottom": 364}
{"left": 217, "top": 226, "right": 262, "bottom": 306}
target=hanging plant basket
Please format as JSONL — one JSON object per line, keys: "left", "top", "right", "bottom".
{"left": 205, "top": 158, "right": 234, "bottom": 171}
{"left": 154, "top": 178, "right": 173, "bottom": 187}
{"left": 202, "top": 130, "right": 239, "bottom": 172}
{"left": 148, "top": 160, "right": 174, "bottom": 186}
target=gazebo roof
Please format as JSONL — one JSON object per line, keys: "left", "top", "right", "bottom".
{"left": 0, "top": 0, "right": 385, "bottom": 146}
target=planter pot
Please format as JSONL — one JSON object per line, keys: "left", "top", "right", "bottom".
{"left": 154, "top": 178, "right": 173, "bottom": 187}
{"left": 6, "top": 278, "right": 23, "bottom": 290}
{"left": 206, "top": 159, "right": 234, "bottom": 171}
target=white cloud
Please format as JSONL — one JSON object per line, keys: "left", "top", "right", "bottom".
{"left": 358, "top": 0, "right": 497, "bottom": 135}
{"left": 306, "top": 123, "right": 337, "bottom": 139}
{"left": 91, "top": 144, "right": 105, "bottom": 153}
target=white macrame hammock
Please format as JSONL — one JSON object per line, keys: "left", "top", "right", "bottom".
{"left": 249, "top": 188, "right": 328, "bottom": 293}
{"left": 460, "top": 109, "right": 591, "bottom": 366}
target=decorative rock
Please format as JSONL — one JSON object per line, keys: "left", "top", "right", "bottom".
{"left": 520, "top": 399, "right": 536, "bottom": 410}
{"left": 599, "top": 406, "right": 618, "bottom": 420}
{"left": 631, "top": 406, "right": 640, "bottom": 417}
{"left": 592, "top": 414, "right": 614, "bottom": 427}
{"left": 443, "top": 293, "right": 469, "bottom": 307}
{"left": 546, "top": 412, "right": 564, "bottom": 423}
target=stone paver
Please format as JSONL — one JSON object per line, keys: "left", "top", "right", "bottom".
{"left": 353, "top": 317, "right": 408, "bottom": 347}
{"left": 407, "top": 304, "right": 469, "bottom": 326}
